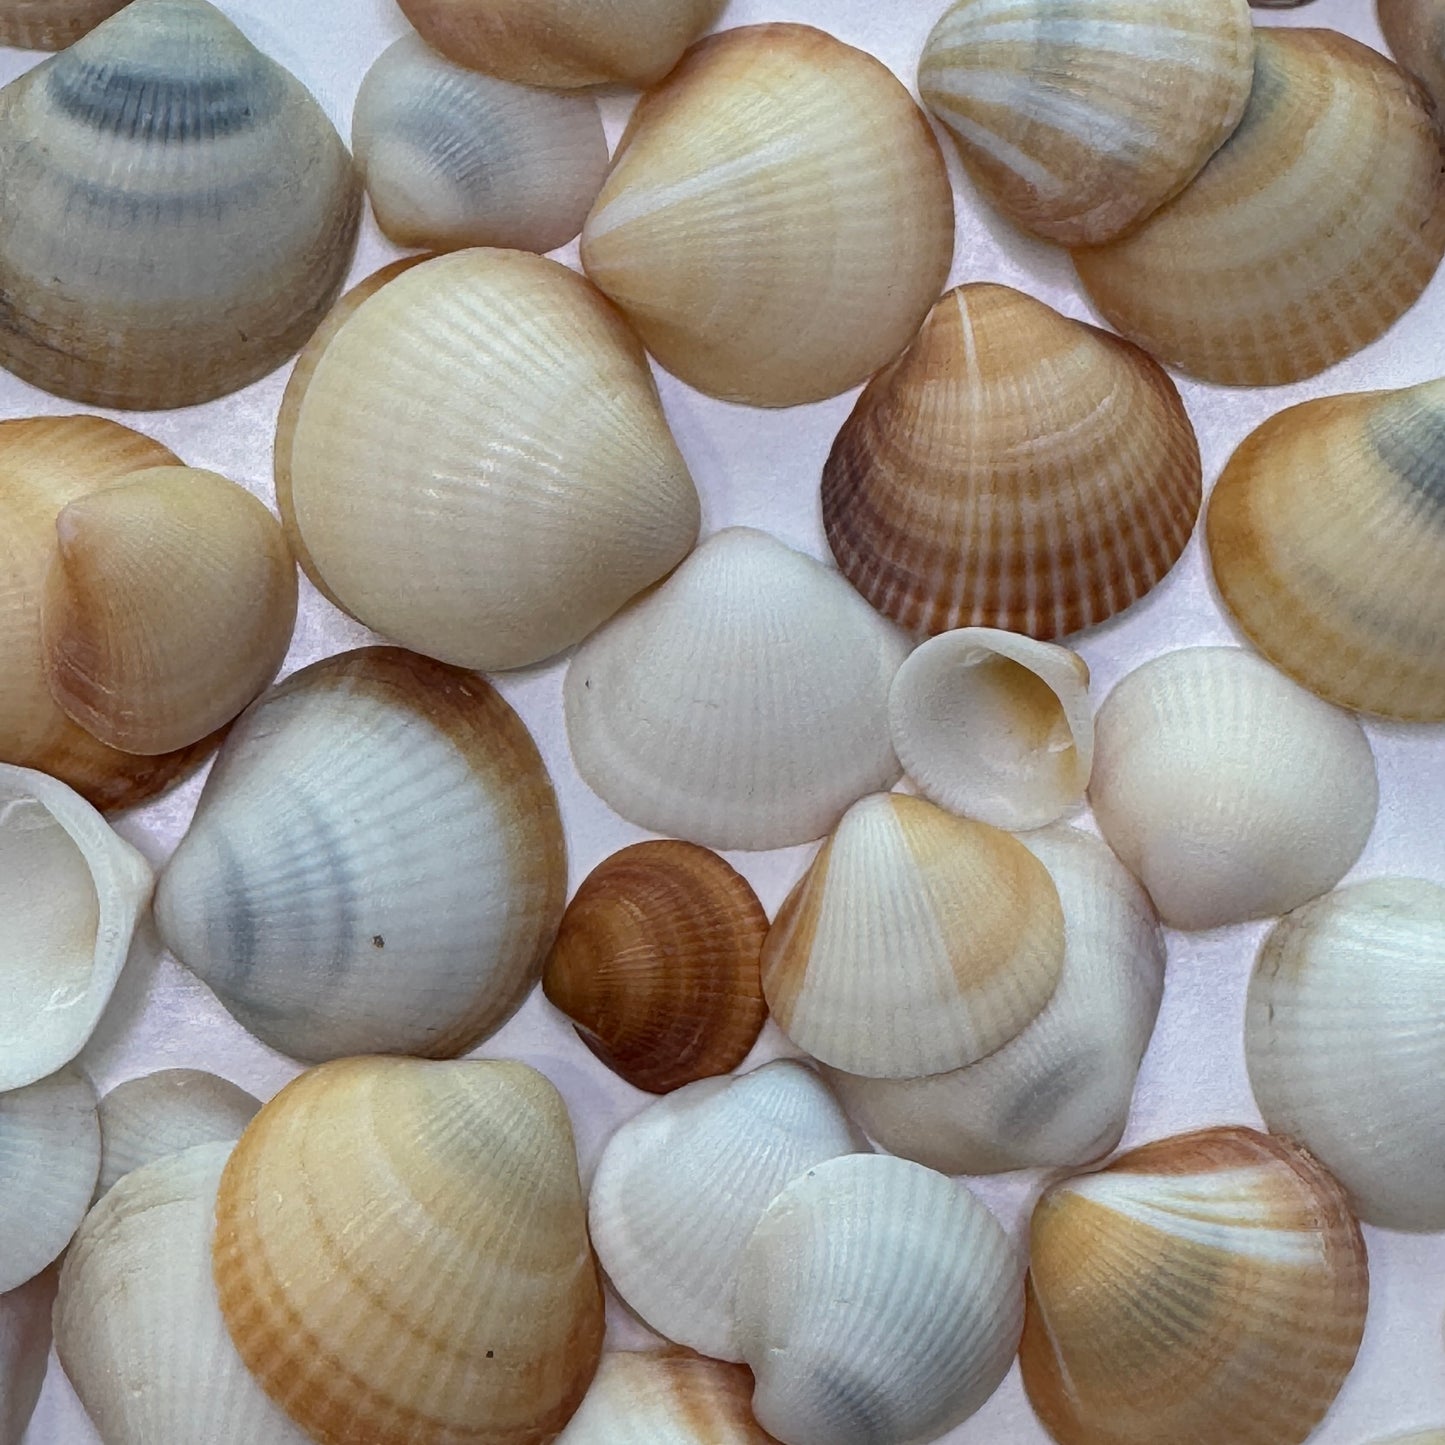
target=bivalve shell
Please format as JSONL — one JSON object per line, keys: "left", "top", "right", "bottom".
{"left": 1379, "top": 0, "right": 1445, "bottom": 109}
{"left": 0, "top": 0, "right": 126, "bottom": 49}
{"left": 0, "top": 1268, "right": 58, "bottom": 1445}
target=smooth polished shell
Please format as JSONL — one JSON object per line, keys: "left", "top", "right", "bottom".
{"left": 823, "top": 284, "right": 1202, "bottom": 639}
{"left": 0, "top": 0, "right": 126, "bottom": 48}
{"left": 580, "top": 24, "right": 954, "bottom": 407}
{"left": 0, "top": 1268, "right": 56, "bottom": 1445}
{"left": 1379, "top": 0, "right": 1445, "bottom": 107}
{"left": 1073, "top": 28, "right": 1445, "bottom": 386}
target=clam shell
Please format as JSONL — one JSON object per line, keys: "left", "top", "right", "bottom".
{"left": 761, "top": 793, "right": 1065, "bottom": 1079}
{"left": 1246, "top": 878, "right": 1445, "bottom": 1232}
{"left": 1206, "top": 381, "right": 1445, "bottom": 721}
{"left": 0, "top": 1267, "right": 58, "bottom": 1445}
{"left": 213, "top": 1057, "right": 605, "bottom": 1445}
{"left": 579, "top": 24, "right": 954, "bottom": 408}
{"left": 0, "top": 0, "right": 126, "bottom": 49}
{"left": 1089, "top": 647, "right": 1378, "bottom": 931}
{"left": 1073, "top": 28, "right": 1445, "bottom": 386}
{"left": 278, "top": 248, "right": 700, "bottom": 671}
{"left": 564, "top": 528, "right": 908, "bottom": 852}
{"left": 827, "top": 825, "right": 1165, "bottom": 1176}
{"left": 1380, "top": 0, "right": 1445, "bottom": 107}
{"left": 0, "top": 0, "right": 361, "bottom": 409}
{"left": 918, "top": 0, "right": 1254, "bottom": 246}
{"left": 1020, "top": 1126, "right": 1369, "bottom": 1445}
{"left": 543, "top": 840, "right": 769, "bottom": 1094}
{"left": 822, "top": 284, "right": 1202, "bottom": 640}
{"left": 153, "top": 646, "right": 566, "bottom": 1062}
{"left": 588, "top": 1060, "right": 862, "bottom": 1364}
{"left": 734, "top": 1154, "right": 1024, "bottom": 1445}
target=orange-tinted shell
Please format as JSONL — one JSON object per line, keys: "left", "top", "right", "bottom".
{"left": 0, "top": 0, "right": 126, "bottom": 48}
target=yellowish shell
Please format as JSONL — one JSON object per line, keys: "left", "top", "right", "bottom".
{"left": 0, "top": 0, "right": 126, "bottom": 48}
{"left": 1379, "top": 0, "right": 1445, "bottom": 107}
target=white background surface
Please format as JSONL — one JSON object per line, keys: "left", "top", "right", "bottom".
{"left": 15, "top": 1, "right": 1445, "bottom": 1441}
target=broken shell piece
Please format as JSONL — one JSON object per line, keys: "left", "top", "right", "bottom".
{"left": 0, "top": 1267, "right": 58, "bottom": 1445}
{"left": 0, "top": 0, "right": 126, "bottom": 49}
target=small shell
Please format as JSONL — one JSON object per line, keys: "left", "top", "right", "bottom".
{"left": 918, "top": 0, "right": 1254, "bottom": 246}
{"left": 214, "top": 1057, "right": 605, "bottom": 1445}
{"left": 735, "top": 1154, "right": 1024, "bottom": 1445}
{"left": 1020, "top": 1127, "right": 1369, "bottom": 1445}
{"left": 0, "top": 764, "right": 153, "bottom": 1092}
{"left": 822, "top": 284, "right": 1202, "bottom": 640}
{"left": 1073, "top": 28, "right": 1445, "bottom": 387}
{"left": 580, "top": 24, "right": 954, "bottom": 408}
{"left": 543, "top": 841, "right": 769, "bottom": 1094}
{"left": 1089, "top": 647, "right": 1378, "bottom": 931}
{"left": 352, "top": 34, "right": 609, "bottom": 253}
{"left": 761, "top": 793, "right": 1065, "bottom": 1079}
{"left": 153, "top": 647, "right": 566, "bottom": 1063}
{"left": 0, "top": 0, "right": 126, "bottom": 49}
{"left": 588, "top": 1060, "right": 862, "bottom": 1363}
{"left": 0, "top": 1268, "right": 58, "bottom": 1445}
{"left": 564, "top": 529, "right": 908, "bottom": 852}
{"left": 1379, "top": 0, "right": 1445, "bottom": 108}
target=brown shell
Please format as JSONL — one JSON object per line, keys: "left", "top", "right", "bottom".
{"left": 1379, "top": 0, "right": 1445, "bottom": 108}
{"left": 0, "top": 0, "right": 126, "bottom": 49}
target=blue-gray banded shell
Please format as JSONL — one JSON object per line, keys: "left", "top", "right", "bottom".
{"left": 0, "top": 0, "right": 127, "bottom": 50}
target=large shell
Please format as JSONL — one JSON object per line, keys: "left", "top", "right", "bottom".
{"left": 0, "top": 0, "right": 361, "bottom": 409}
{"left": 153, "top": 647, "right": 566, "bottom": 1062}
{"left": 1089, "top": 647, "right": 1378, "bottom": 930}
{"left": 0, "top": 1268, "right": 58, "bottom": 1445}
{"left": 918, "top": 0, "right": 1254, "bottom": 246}
{"left": 1020, "top": 1127, "right": 1369, "bottom": 1445}
{"left": 543, "top": 841, "right": 769, "bottom": 1094}
{"left": 277, "top": 248, "right": 700, "bottom": 672}
{"left": 1379, "top": 0, "right": 1445, "bottom": 108}
{"left": 761, "top": 793, "right": 1065, "bottom": 1079}
{"left": 564, "top": 529, "right": 908, "bottom": 852}
{"left": 1073, "top": 28, "right": 1445, "bottom": 387}
{"left": 0, "top": 0, "right": 126, "bottom": 49}
{"left": 579, "top": 24, "right": 954, "bottom": 408}
{"left": 822, "top": 284, "right": 1202, "bottom": 640}
{"left": 213, "top": 1057, "right": 605, "bottom": 1445}
{"left": 1206, "top": 381, "right": 1445, "bottom": 721}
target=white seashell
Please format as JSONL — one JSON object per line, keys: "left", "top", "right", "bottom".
{"left": 565, "top": 528, "right": 909, "bottom": 851}
{"left": 1089, "top": 647, "right": 1378, "bottom": 930}
{"left": 734, "top": 1153, "right": 1024, "bottom": 1445}
{"left": 0, "top": 762, "right": 153, "bottom": 1092}
{"left": 588, "top": 1060, "right": 863, "bottom": 1364}
{"left": 828, "top": 825, "right": 1165, "bottom": 1175}
{"left": 888, "top": 628, "right": 1093, "bottom": 831}
{"left": 1246, "top": 878, "right": 1445, "bottom": 1231}
{"left": 0, "top": 1267, "right": 57, "bottom": 1445}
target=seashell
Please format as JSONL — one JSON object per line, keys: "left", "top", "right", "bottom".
{"left": 0, "top": 0, "right": 126, "bottom": 49}
{"left": 95, "top": 1068, "right": 261, "bottom": 1200}
{"left": 588, "top": 1060, "right": 862, "bottom": 1364}
{"left": 565, "top": 529, "right": 908, "bottom": 852}
{"left": 277, "top": 248, "right": 699, "bottom": 672}
{"left": 396, "top": 0, "right": 725, "bottom": 89}
{"left": 54, "top": 1142, "right": 312, "bottom": 1445}
{"left": 761, "top": 793, "right": 1065, "bottom": 1079}
{"left": 0, "top": 1067, "right": 100, "bottom": 1294}
{"left": 1019, "top": 1126, "right": 1369, "bottom": 1445}
{"left": 0, "top": 764, "right": 153, "bottom": 1092}
{"left": 0, "top": 0, "right": 361, "bottom": 410}
{"left": 918, "top": 0, "right": 1254, "bottom": 246}
{"left": 1245, "top": 878, "right": 1445, "bottom": 1232}
{"left": 579, "top": 24, "right": 954, "bottom": 408}
{"left": 0, "top": 1267, "right": 58, "bottom": 1445}
{"left": 888, "top": 628, "right": 1093, "bottom": 831}
{"left": 1366, "top": 1436, "right": 1445, "bottom": 1444}
{"left": 543, "top": 840, "right": 769, "bottom": 1094}
{"left": 40, "top": 466, "right": 297, "bottom": 756}
{"left": 1206, "top": 381, "right": 1445, "bottom": 722}
{"left": 154, "top": 646, "right": 566, "bottom": 1063}
{"left": 822, "top": 284, "right": 1202, "bottom": 640}
{"left": 734, "top": 1153, "right": 1024, "bottom": 1445}
{"left": 1072, "top": 28, "right": 1445, "bottom": 387}
{"left": 827, "top": 825, "right": 1165, "bottom": 1176}
{"left": 213, "top": 1057, "right": 605, "bottom": 1445}
{"left": 1089, "top": 647, "right": 1378, "bottom": 931}
{"left": 1380, "top": 0, "right": 1445, "bottom": 109}
{"left": 352, "top": 34, "right": 609, "bottom": 254}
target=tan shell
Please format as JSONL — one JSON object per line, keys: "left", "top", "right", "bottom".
{"left": 0, "top": 0, "right": 126, "bottom": 48}
{"left": 1379, "top": 0, "right": 1445, "bottom": 107}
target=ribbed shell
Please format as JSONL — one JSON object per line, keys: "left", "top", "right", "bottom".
{"left": 0, "top": 0, "right": 126, "bottom": 49}
{"left": 1073, "top": 28, "right": 1445, "bottom": 387}
{"left": 1379, "top": 0, "right": 1445, "bottom": 108}
{"left": 0, "top": 1267, "right": 57, "bottom": 1445}
{"left": 822, "top": 284, "right": 1202, "bottom": 639}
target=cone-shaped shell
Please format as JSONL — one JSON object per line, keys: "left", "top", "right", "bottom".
{"left": 1073, "top": 29, "right": 1445, "bottom": 387}
{"left": 579, "top": 24, "right": 954, "bottom": 408}
{"left": 153, "top": 647, "right": 566, "bottom": 1062}
{"left": 762, "top": 793, "right": 1066, "bottom": 1079}
{"left": 0, "top": 0, "right": 361, "bottom": 409}
{"left": 544, "top": 841, "right": 768, "bottom": 1094}
{"left": 822, "top": 284, "right": 1202, "bottom": 640}
{"left": 1207, "top": 381, "right": 1445, "bottom": 721}
{"left": 0, "top": 0, "right": 126, "bottom": 49}
{"left": 1020, "top": 1127, "right": 1369, "bottom": 1445}
{"left": 213, "top": 1058, "right": 605, "bottom": 1445}
{"left": 1380, "top": 0, "right": 1445, "bottom": 107}
{"left": 278, "top": 248, "right": 700, "bottom": 671}
{"left": 0, "top": 1267, "right": 57, "bottom": 1445}
{"left": 918, "top": 0, "right": 1254, "bottom": 246}
{"left": 565, "top": 529, "right": 909, "bottom": 852}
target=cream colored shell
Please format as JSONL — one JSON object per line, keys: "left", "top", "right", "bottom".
{"left": 1379, "top": 0, "right": 1445, "bottom": 107}
{"left": 0, "top": 1267, "right": 57, "bottom": 1445}
{"left": 0, "top": 0, "right": 126, "bottom": 49}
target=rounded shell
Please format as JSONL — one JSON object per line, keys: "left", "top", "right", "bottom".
{"left": 1379, "top": 0, "right": 1445, "bottom": 107}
